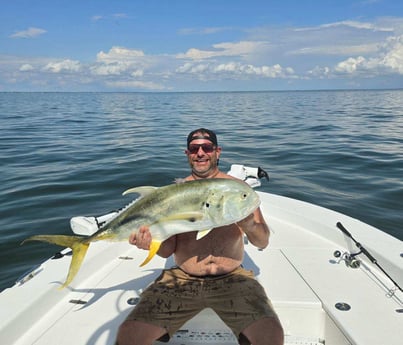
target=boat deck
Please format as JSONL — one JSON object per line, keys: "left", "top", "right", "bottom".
{"left": 1, "top": 192, "right": 402, "bottom": 345}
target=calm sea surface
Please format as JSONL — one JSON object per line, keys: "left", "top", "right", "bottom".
{"left": 1, "top": 90, "right": 402, "bottom": 291}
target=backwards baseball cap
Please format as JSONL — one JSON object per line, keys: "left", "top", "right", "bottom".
{"left": 187, "top": 128, "right": 218, "bottom": 148}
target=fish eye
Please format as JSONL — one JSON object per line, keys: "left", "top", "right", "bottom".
{"left": 242, "top": 193, "right": 248, "bottom": 199}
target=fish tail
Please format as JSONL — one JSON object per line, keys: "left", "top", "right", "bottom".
{"left": 22, "top": 235, "right": 90, "bottom": 289}
{"left": 139, "top": 239, "right": 162, "bottom": 267}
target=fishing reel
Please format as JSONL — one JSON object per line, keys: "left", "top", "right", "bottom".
{"left": 333, "top": 250, "right": 362, "bottom": 269}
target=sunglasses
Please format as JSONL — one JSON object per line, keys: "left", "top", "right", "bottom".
{"left": 187, "top": 143, "right": 216, "bottom": 154}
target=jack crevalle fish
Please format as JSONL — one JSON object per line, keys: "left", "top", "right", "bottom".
{"left": 23, "top": 178, "right": 260, "bottom": 288}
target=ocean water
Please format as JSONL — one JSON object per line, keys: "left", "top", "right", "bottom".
{"left": 1, "top": 90, "right": 402, "bottom": 291}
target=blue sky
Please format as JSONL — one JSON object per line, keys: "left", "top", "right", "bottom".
{"left": 1, "top": 0, "right": 402, "bottom": 91}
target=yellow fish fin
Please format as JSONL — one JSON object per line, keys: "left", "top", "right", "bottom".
{"left": 196, "top": 229, "right": 213, "bottom": 240}
{"left": 61, "top": 241, "right": 90, "bottom": 289}
{"left": 122, "top": 186, "right": 158, "bottom": 197}
{"left": 22, "top": 234, "right": 90, "bottom": 289}
{"left": 139, "top": 239, "right": 162, "bottom": 267}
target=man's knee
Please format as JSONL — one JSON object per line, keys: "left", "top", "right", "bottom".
{"left": 116, "top": 320, "right": 167, "bottom": 345}
{"left": 242, "top": 317, "right": 284, "bottom": 345}
{"left": 116, "top": 320, "right": 135, "bottom": 345}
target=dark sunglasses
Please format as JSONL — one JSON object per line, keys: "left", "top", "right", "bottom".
{"left": 187, "top": 143, "right": 216, "bottom": 154}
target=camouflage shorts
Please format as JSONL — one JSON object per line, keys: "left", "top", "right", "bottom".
{"left": 124, "top": 266, "right": 279, "bottom": 342}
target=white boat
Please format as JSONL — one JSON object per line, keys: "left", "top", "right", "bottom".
{"left": 0, "top": 166, "right": 402, "bottom": 345}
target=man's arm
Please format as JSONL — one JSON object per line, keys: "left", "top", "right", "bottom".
{"left": 236, "top": 208, "right": 270, "bottom": 249}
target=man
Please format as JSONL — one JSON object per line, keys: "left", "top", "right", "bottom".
{"left": 116, "top": 128, "right": 284, "bottom": 345}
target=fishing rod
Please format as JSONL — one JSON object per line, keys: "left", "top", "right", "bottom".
{"left": 336, "top": 222, "right": 403, "bottom": 293}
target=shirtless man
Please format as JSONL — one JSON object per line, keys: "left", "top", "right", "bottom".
{"left": 116, "top": 128, "right": 284, "bottom": 345}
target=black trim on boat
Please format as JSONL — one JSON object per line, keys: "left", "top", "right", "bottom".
{"left": 337, "top": 222, "right": 403, "bottom": 293}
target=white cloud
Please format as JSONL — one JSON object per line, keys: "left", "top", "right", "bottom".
{"left": 296, "top": 20, "right": 393, "bottom": 33}
{"left": 333, "top": 34, "right": 403, "bottom": 76}
{"left": 131, "top": 70, "right": 144, "bottom": 77}
{"left": 177, "top": 41, "right": 268, "bottom": 60}
{"left": 2, "top": 17, "right": 403, "bottom": 91}
{"left": 91, "top": 15, "right": 104, "bottom": 22}
{"left": 19, "top": 64, "right": 34, "bottom": 72}
{"left": 177, "top": 48, "right": 215, "bottom": 60}
{"left": 90, "top": 46, "right": 147, "bottom": 76}
{"left": 90, "top": 63, "right": 130, "bottom": 76}
{"left": 96, "top": 46, "right": 145, "bottom": 63}
{"left": 335, "top": 56, "right": 367, "bottom": 73}
{"left": 91, "top": 13, "right": 128, "bottom": 22}
{"left": 323, "top": 20, "right": 391, "bottom": 32}
{"left": 292, "top": 43, "right": 380, "bottom": 56}
{"left": 105, "top": 80, "right": 166, "bottom": 90}
{"left": 113, "top": 13, "right": 128, "bottom": 19}
{"left": 307, "top": 66, "right": 331, "bottom": 78}
{"left": 176, "top": 61, "right": 295, "bottom": 80}
{"left": 381, "top": 35, "right": 403, "bottom": 73}
{"left": 43, "top": 59, "right": 81, "bottom": 73}
{"left": 178, "top": 27, "right": 232, "bottom": 35}
{"left": 10, "top": 27, "right": 47, "bottom": 39}
{"left": 176, "top": 62, "right": 209, "bottom": 73}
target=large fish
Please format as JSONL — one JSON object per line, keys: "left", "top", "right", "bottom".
{"left": 23, "top": 178, "right": 260, "bottom": 288}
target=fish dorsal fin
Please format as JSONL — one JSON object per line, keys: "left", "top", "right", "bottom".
{"left": 196, "top": 229, "right": 213, "bottom": 240}
{"left": 122, "top": 186, "right": 158, "bottom": 197}
{"left": 140, "top": 239, "right": 162, "bottom": 266}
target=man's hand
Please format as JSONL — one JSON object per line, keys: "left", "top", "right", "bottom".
{"left": 236, "top": 209, "right": 270, "bottom": 249}
{"left": 236, "top": 213, "right": 255, "bottom": 231}
{"left": 129, "top": 226, "right": 152, "bottom": 250}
